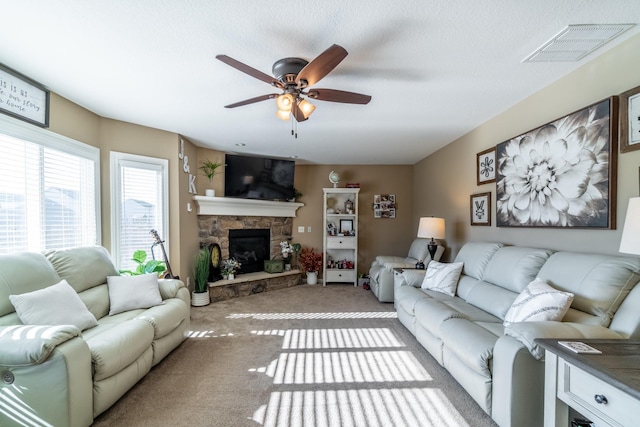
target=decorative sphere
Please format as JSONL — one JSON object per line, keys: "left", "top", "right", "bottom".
{"left": 329, "top": 171, "right": 340, "bottom": 186}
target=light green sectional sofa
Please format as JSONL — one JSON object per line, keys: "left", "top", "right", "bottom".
{"left": 394, "top": 241, "right": 640, "bottom": 427}
{"left": 0, "top": 246, "right": 190, "bottom": 427}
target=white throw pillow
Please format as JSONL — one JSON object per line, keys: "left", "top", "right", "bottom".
{"left": 421, "top": 261, "right": 464, "bottom": 296}
{"left": 503, "top": 278, "right": 574, "bottom": 326}
{"left": 9, "top": 279, "right": 98, "bottom": 331}
{"left": 107, "top": 274, "right": 163, "bottom": 315}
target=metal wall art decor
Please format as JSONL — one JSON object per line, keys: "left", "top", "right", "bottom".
{"left": 476, "top": 147, "right": 496, "bottom": 185}
{"left": 619, "top": 85, "right": 640, "bottom": 153}
{"left": 470, "top": 192, "right": 491, "bottom": 226}
{"left": 373, "top": 194, "right": 396, "bottom": 218}
{"left": 496, "top": 97, "right": 618, "bottom": 229}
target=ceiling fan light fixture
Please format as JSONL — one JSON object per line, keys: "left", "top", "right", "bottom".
{"left": 276, "top": 93, "right": 294, "bottom": 111}
{"left": 276, "top": 109, "right": 290, "bottom": 121}
{"left": 298, "top": 98, "right": 316, "bottom": 118}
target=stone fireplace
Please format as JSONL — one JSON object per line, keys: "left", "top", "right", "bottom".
{"left": 194, "top": 196, "right": 303, "bottom": 266}
{"left": 194, "top": 196, "right": 304, "bottom": 302}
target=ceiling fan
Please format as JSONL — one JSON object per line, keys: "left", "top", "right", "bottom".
{"left": 216, "top": 44, "right": 371, "bottom": 123}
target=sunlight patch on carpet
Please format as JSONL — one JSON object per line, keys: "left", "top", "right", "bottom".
{"left": 250, "top": 388, "right": 469, "bottom": 427}
{"left": 251, "top": 328, "right": 404, "bottom": 349}
{"left": 186, "top": 330, "right": 234, "bottom": 338}
{"left": 249, "top": 350, "right": 432, "bottom": 383}
{"left": 227, "top": 312, "right": 397, "bottom": 320}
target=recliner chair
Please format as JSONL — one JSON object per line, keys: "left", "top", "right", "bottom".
{"left": 369, "top": 238, "right": 444, "bottom": 302}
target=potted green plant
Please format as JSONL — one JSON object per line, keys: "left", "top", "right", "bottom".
{"left": 119, "top": 250, "right": 166, "bottom": 276}
{"left": 192, "top": 247, "right": 211, "bottom": 306}
{"left": 199, "top": 159, "right": 224, "bottom": 197}
{"left": 299, "top": 248, "right": 323, "bottom": 285}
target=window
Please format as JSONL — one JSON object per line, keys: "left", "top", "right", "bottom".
{"left": 0, "top": 114, "right": 100, "bottom": 253}
{"left": 111, "top": 152, "right": 168, "bottom": 271}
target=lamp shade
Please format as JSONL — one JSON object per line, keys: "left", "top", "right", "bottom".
{"left": 417, "top": 217, "right": 445, "bottom": 239}
{"left": 620, "top": 197, "right": 640, "bottom": 255}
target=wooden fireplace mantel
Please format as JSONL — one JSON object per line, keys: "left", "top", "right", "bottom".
{"left": 193, "top": 195, "right": 304, "bottom": 217}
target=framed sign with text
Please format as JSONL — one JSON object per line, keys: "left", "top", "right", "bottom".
{"left": 0, "top": 63, "right": 49, "bottom": 127}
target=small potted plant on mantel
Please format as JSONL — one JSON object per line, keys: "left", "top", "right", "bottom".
{"left": 192, "top": 247, "right": 211, "bottom": 307}
{"left": 299, "top": 248, "right": 323, "bottom": 285}
{"left": 199, "top": 159, "right": 224, "bottom": 197}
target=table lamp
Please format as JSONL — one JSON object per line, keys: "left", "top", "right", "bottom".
{"left": 620, "top": 197, "right": 640, "bottom": 256}
{"left": 417, "top": 217, "right": 445, "bottom": 262}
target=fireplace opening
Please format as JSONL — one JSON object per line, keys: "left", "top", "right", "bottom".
{"left": 228, "top": 229, "right": 270, "bottom": 274}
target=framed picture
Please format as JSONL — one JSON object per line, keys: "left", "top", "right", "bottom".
{"left": 620, "top": 85, "right": 640, "bottom": 153}
{"left": 0, "top": 63, "right": 50, "bottom": 127}
{"left": 339, "top": 219, "right": 354, "bottom": 235}
{"left": 471, "top": 192, "right": 491, "bottom": 226}
{"left": 373, "top": 194, "right": 396, "bottom": 218}
{"left": 496, "top": 97, "right": 618, "bottom": 229}
{"left": 476, "top": 147, "right": 496, "bottom": 185}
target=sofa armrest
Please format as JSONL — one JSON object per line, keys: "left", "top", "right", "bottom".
{"left": 0, "top": 325, "right": 81, "bottom": 366}
{"left": 158, "top": 278, "right": 186, "bottom": 300}
{"left": 400, "top": 269, "right": 426, "bottom": 288}
{"left": 504, "top": 321, "right": 625, "bottom": 360}
{"left": 0, "top": 326, "right": 93, "bottom": 427}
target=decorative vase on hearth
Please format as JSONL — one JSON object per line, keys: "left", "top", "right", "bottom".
{"left": 306, "top": 271, "right": 318, "bottom": 285}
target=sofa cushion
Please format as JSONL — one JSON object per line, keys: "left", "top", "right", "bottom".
{"left": 137, "top": 298, "right": 190, "bottom": 338}
{"left": 421, "top": 261, "right": 463, "bottom": 296}
{"left": 107, "top": 274, "right": 163, "bottom": 315}
{"left": 85, "top": 318, "right": 154, "bottom": 381}
{"left": 9, "top": 279, "right": 98, "bottom": 331}
{"left": 0, "top": 251, "right": 61, "bottom": 318}
{"left": 407, "top": 239, "right": 430, "bottom": 262}
{"left": 536, "top": 252, "right": 640, "bottom": 326}
{"left": 481, "top": 247, "right": 554, "bottom": 293}
{"left": 453, "top": 242, "right": 503, "bottom": 280}
{"left": 503, "top": 279, "right": 574, "bottom": 326}
{"left": 395, "top": 285, "right": 431, "bottom": 315}
{"left": 45, "top": 246, "right": 118, "bottom": 293}
{"left": 441, "top": 319, "right": 499, "bottom": 377}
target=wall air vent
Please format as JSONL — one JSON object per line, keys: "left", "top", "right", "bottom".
{"left": 523, "top": 24, "right": 635, "bottom": 62}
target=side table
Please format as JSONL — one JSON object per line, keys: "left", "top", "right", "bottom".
{"left": 536, "top": 339, "right": 640, "bottom": 427}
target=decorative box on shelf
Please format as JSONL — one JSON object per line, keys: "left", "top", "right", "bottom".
{"left": 264, "top": 260, "right": 284, "bottom": 274}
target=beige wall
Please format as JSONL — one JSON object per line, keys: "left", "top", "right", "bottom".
{"left": 414, "top": 33, "right": 640, "bottom": 261}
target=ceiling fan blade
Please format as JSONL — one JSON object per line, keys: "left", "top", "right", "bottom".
{"left": 306, "top": 89, "right": 371, "bottom": 104}
{"left": 216, "top": 55, "right": 282, "bottom": 87}
{"left": 295, "top": 44, "right": 348, "bottom": 87}
{"left": 291, "top": 101, "right": 308, "bottom": 122}
{"left": 224, "top": 94, "right": 278, "bottom": 108}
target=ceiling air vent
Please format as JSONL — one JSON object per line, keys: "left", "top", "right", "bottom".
{"left": 523, "top": 24, "right": 635, "bottom": 62}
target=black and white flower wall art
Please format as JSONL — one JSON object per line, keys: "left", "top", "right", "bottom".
{"left": 496, "top": 97, "right": 617, "bottom": 228}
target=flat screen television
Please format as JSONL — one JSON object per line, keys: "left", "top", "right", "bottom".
{"left": 224, "top": 154, "right": 295, "bottom": 201}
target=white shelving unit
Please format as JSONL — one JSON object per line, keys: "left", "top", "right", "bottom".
{"left": 322, "top": 188, "right": 360, "bottom": 286}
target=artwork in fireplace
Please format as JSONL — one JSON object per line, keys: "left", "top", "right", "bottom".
{"left": 228, "top": 229, "right": 271, "bottom": 274}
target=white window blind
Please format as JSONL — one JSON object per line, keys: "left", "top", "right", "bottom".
{"left": 0, "top": 116, "right": 99, "bottom": 253}
{"left": 111, "top": 152, "right": 168, "bottom": 271}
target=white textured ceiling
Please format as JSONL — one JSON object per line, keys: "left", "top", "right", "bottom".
{"left": 1, "top": 1, "right": 639, "bottom": 164}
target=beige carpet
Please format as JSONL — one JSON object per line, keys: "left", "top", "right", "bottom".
{"left": 92, "top": 285, "right": 497, "bottom": 427}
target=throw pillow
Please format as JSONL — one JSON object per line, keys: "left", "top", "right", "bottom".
{"left": 107, "top": 274, "right": 163, "bottom": 315}
{"left": 9, "top": 279, "right": 98, "bottom": 331}
{"left": 421, "top": 261, "right": 464, "bottom": 296}
{"left": 503, "top": 278, "right": 574, "bottom": 326}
